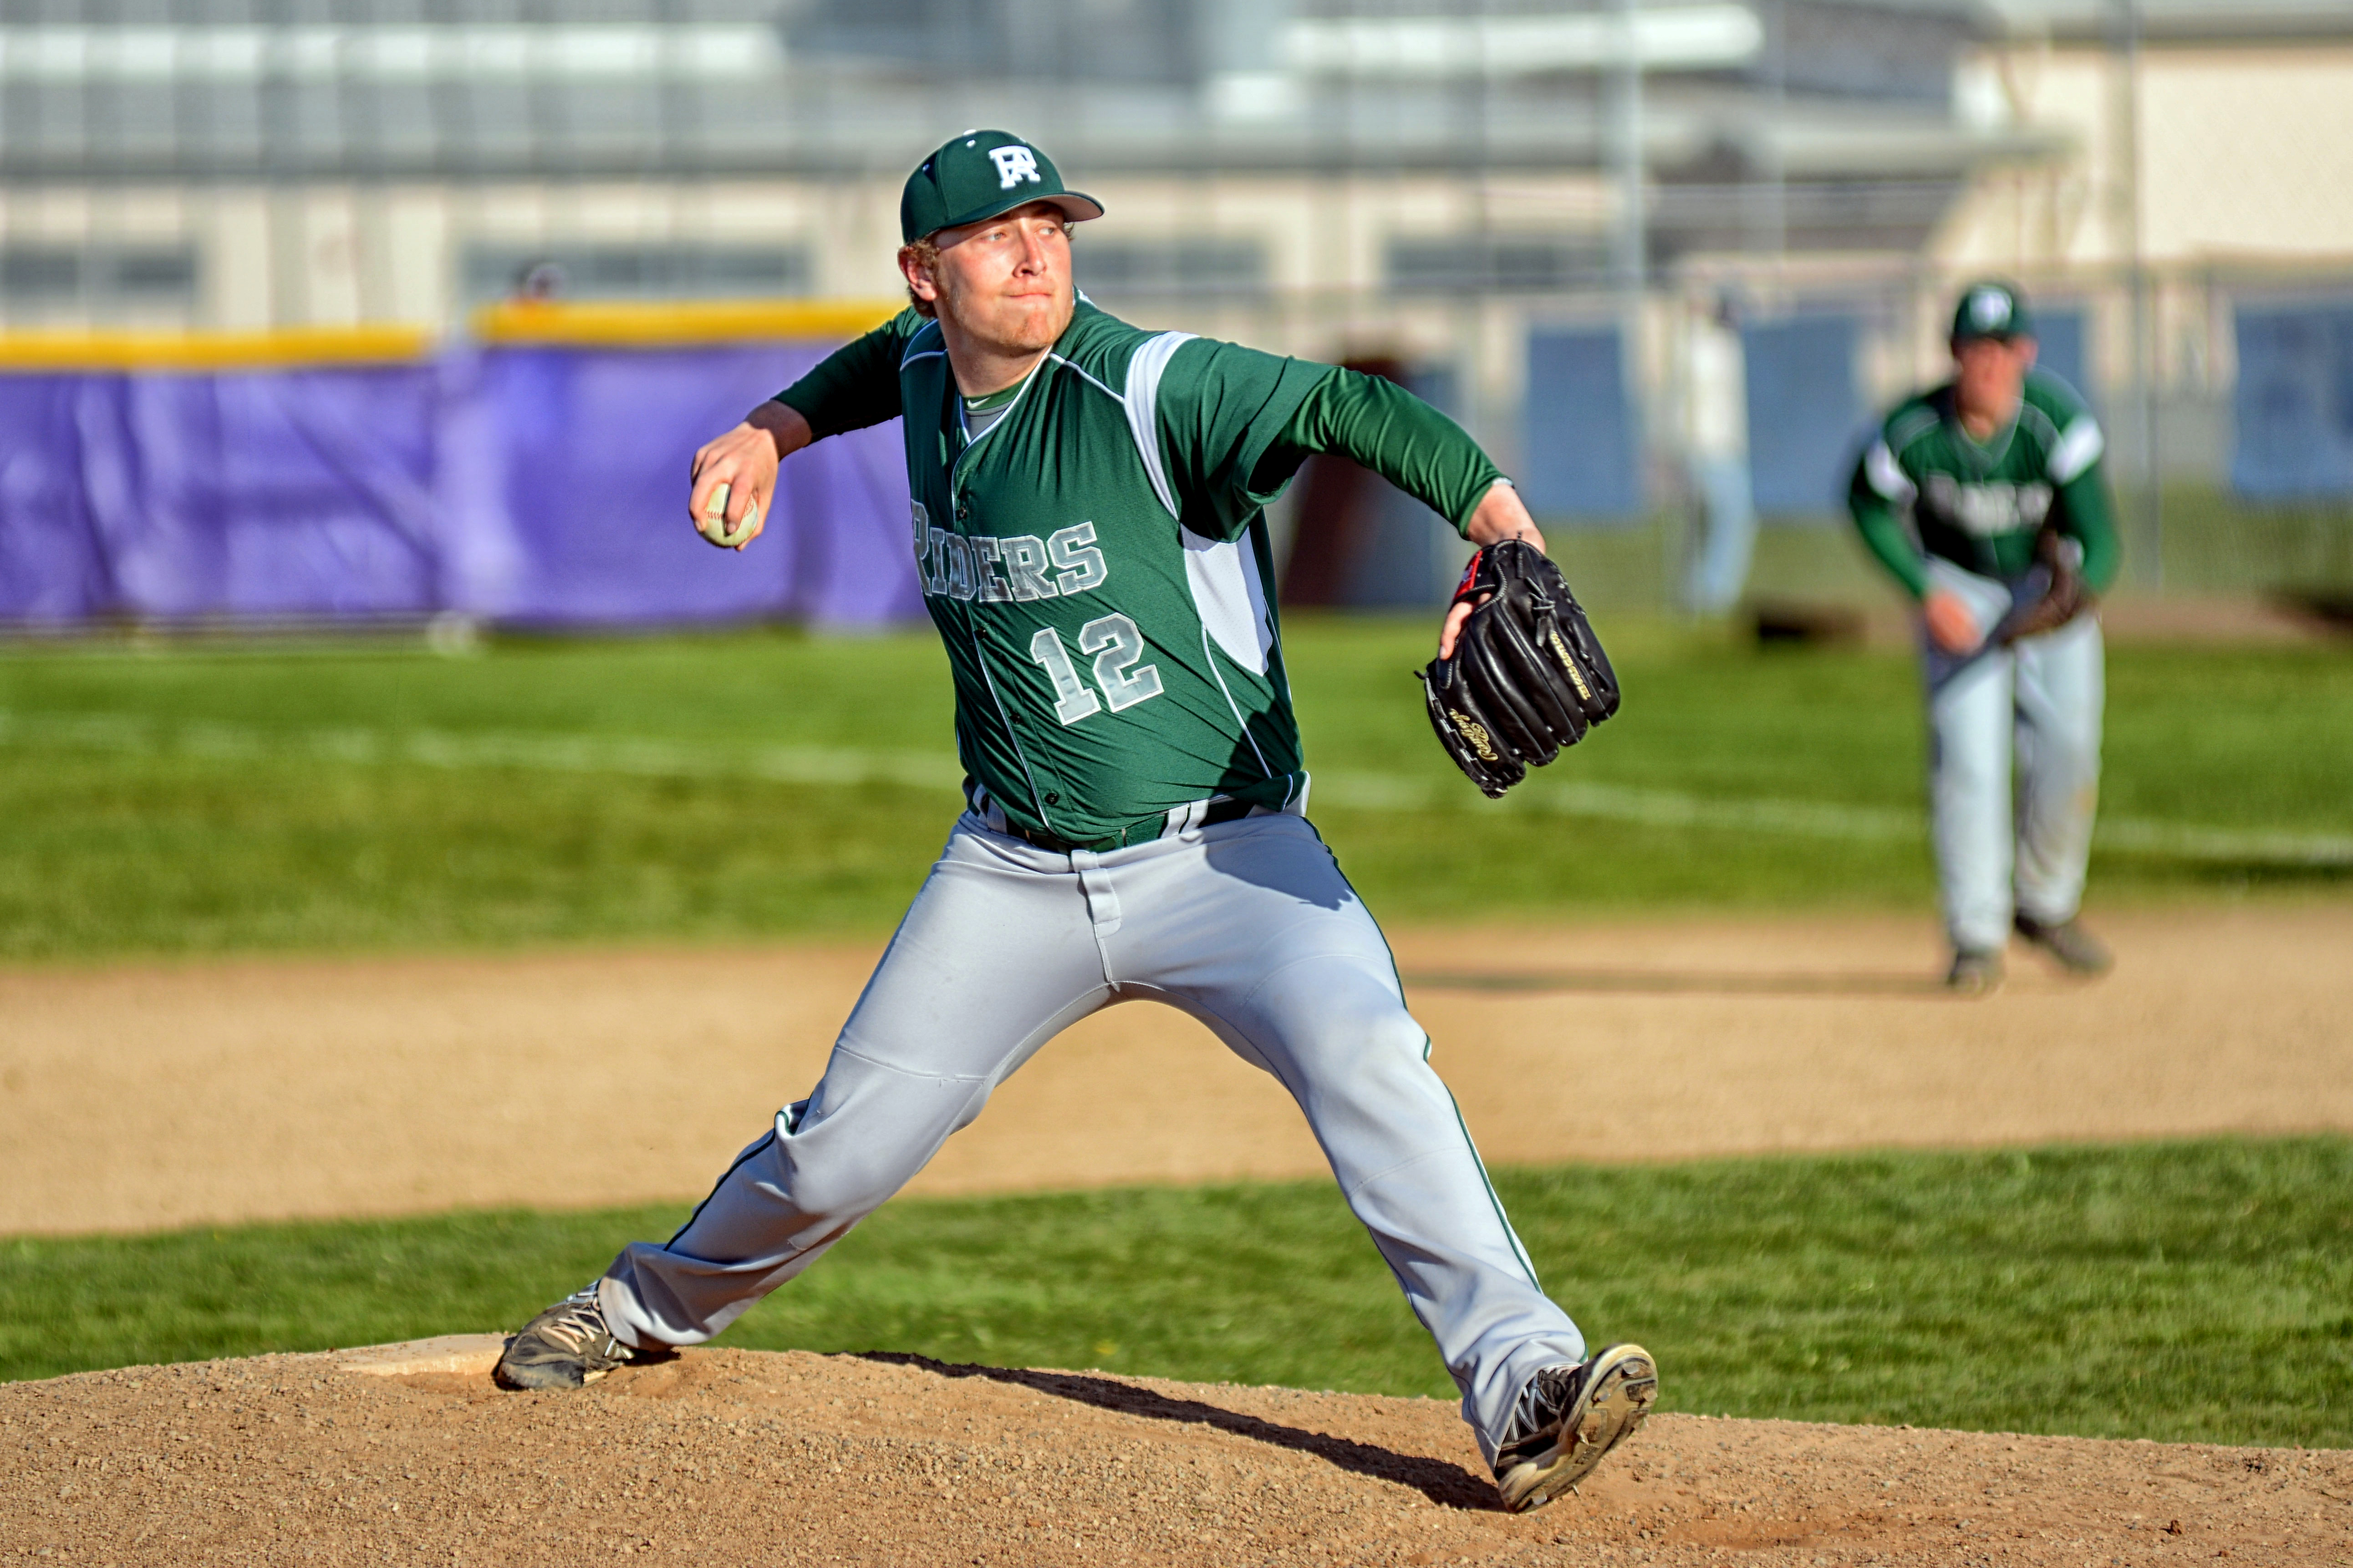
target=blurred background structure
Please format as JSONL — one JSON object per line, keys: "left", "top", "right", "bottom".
{"left": 3, "top": 0, "right": 2351, "bottom": 626}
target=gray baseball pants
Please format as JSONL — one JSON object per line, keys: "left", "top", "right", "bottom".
{"left": 597, "top": 809, "right": 1586, "bottom": 1461}
{"left": 1923, "top": 559, "right": 2106, "bottom": 955}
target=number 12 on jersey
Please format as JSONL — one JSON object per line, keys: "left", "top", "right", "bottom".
{"left": 1028, "top": 614, "right": 1164, "bottom": 725}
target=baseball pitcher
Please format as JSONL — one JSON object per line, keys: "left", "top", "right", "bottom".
{"left": 495, "top": 130, "right": 1652, "bottom": 1513}
{"left": 1849, "top": 281, "right": 2121, "bottom": 992}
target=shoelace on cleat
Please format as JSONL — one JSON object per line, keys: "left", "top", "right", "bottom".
{"left": 532, "top": 1292, "right": 620, "bottom": 1357}
{"left": 1502, "top": 1363, "right": 1584, "bottom": 1456}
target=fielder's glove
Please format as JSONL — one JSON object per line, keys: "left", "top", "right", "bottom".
{"left": 1996, "top": 525, "right": 2093, "bottom": 645}
{"left": 1419, "top": 540, "right": 1620, "bottom": 799}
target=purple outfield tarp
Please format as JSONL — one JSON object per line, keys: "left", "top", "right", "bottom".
{"left": 0, "top": 340, "right": 918, "bottom": 629}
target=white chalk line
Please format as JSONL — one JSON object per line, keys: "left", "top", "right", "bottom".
{"left": 0, "top": 708, "right": 959, "bottom": 793}
{"left": 2, "top": 708, "right": 2348, "bottom": 868}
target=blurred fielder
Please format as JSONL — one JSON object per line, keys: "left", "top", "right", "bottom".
{"left": 494, "top": 130, "right": 1651, "bottom": 1513}
{"left": 1848, "top": 280, "right": 2120, "bottom": 992}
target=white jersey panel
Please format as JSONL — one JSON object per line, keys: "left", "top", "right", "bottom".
{"left": 2047, "top": 415, "right": 2105, "bottom": 484}
{"left": 1181, "top": 525, "right": 1277, "bottom": 675}
{"left": 1863, "top": 438, "right": 1917, "bottom": 504}
{"left": 1118, "top": 330, "right": 1195, "bottom": 519}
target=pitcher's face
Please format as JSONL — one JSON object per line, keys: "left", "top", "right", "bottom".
{"left": 912, "top": 203, "right": 1075, "bottom": 356}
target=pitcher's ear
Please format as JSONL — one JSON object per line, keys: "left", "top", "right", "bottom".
{"left": 896, "top": 243, "right": 943, "bottom": 317}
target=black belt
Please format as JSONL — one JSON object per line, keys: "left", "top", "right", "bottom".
{"left": 999, "top": 797, "right": 1256, "bottom": 855}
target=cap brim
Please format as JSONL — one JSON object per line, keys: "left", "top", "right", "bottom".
{"left": 932, "top": 190, "right": 1105, "bottom": 239}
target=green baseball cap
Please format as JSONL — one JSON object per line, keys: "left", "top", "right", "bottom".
{"left": 1950, "top": 280, "right": 2036, "bottom": 344}
{"left": 900, "top": 130, "right": 1104, "bottom": 244}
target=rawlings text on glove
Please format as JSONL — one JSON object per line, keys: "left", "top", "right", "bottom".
{"left": 1419, "top": 540, "right": 1620, "bottom": 798}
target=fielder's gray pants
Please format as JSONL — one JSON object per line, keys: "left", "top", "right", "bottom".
{"left": 1923, "top": 560, "right": 2106, "bottom": 956}
{"left": 598, "top": 810, "right": 1585, "bottom": 1461}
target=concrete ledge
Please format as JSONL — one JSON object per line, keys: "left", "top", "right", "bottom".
{"left": 334, "top": 1333, "right": 507, "bottom": 1379}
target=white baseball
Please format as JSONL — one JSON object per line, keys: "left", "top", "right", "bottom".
{"left": 699, "top": 482, "right": 759, "bottom": 549}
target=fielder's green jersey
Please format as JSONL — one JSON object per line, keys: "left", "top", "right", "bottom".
{"left": 777, "top": 303, "right": 1502, "bottom": 849}
{"left": 1848, "top": 369, "right": 2120, "bottom": 598}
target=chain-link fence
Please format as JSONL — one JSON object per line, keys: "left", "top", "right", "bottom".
{"left": 4, "top": 3, "right": 2349, "bottom": 619}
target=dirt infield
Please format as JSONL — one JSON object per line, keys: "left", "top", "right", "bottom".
{"left": 7, "top": 910, "right": 2349, "bottom": 1564}
{"left": 4, "top": 905, "right": 2350, "bottom": 1236}
{"left": 5, "top": 1342, "right": 2346, "bottom": 1566}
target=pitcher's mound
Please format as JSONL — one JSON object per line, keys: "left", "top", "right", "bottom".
{"left": 3, "top": 1344, "right": 2340, "bottom": 1565}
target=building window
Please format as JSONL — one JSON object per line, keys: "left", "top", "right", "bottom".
{"left": 0, "top": 245, "right": 199, "bottom": 312}
{"left": 1073, "top": 239, "right": 1265, "bottom": 298}
{"left": 1387, "top": 237, "right": 1605, "bottom": 295}
{"left": 461, "top": 244, "right": 811, "bottom": 305}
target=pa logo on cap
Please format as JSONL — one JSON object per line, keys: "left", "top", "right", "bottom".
{"left": 988, "top": 145, "right": 1043, "bottom": 190}
{"left": 1967, "top": 286, "right": 2013, "bottom": 333}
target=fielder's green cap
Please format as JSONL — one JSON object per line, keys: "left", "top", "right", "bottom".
{"left": 1950, "top": 280, "right": 2036, "bottom": 344}
{"left": 900, "top": 130, "right": 1104, "bottom": 244}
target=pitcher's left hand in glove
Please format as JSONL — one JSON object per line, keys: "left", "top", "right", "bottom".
{"left": 1420, "top": 540, "right": 1620, "bottom": 798}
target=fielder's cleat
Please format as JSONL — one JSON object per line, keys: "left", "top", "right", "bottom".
{"left": 495, "top": 1287, "right": 637, "bottom": 1390}
{"left": 1945, "top": 948, "right": 2004, "bottom": 994}
{"left": 1492, "top": 1344, "right": 1659, "bottom": 1514}
{"left": 2013, "top": 913, "right": 2112, "bottom": 975}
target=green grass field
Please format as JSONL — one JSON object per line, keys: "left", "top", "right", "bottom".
{"left": 5, "top": 1137, "right": 2347, "bottom": 1448}
{"left": 4, "top": 623, "right": 2347, "bottom": 1446}
{"left": 1564, "top": 486, "right": 2353, "bottom": 608}
{"left": 1, "top": 619, "right": 2346, "bottom": 957}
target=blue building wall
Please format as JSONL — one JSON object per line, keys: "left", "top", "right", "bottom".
{"left": 2231, "top": 298, "right": 2353, "bottom": 500}
{"left": 1520, "top": 326, "right": 1643, "bottom": 524}
{"left": 1742, "top": 314, "right": 1866, "bottom": 518}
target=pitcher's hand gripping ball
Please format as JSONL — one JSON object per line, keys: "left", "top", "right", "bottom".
{"left": 1420, "top": 540, "right": 1619, "bottom": 798}
{"left": 698, "top": 482, "right": 760, "bottom": 550}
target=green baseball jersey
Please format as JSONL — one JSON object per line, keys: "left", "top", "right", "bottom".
{"left": 1848, "top": 369, "right": 2120, "bottom": 597}
{"left": 777, "top": 302, "right": 1502, "bottom": 850}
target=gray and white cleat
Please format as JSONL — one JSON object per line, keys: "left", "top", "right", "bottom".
{"left": 2013, "top": 913, "right": 2112, "bottom": 975}
{"left": 1945, "top": 948, "right": 2005, "bottom": 994}
{"left": 1492, "top": 1343, "right": 1660, "bottom": 1514}
{"left": 494, "top": 1287, "right": 638, "bottom": 1391}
